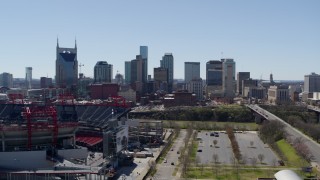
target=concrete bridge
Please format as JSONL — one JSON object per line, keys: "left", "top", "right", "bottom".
{"left": 246, "top": 104, "right": 320, "bottom": 170}
{"left": 246, "top": 104, "right": 270, "bottom": 123}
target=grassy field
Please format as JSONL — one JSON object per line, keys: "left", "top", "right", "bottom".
{"left": 190, "top": 140, "right": 199, "bottom": 162}
{"left": 276, "top": 139, "right": 309, "bottom": 167}
{"left": 162, "top": 120, "right": 259, "bottom": 131}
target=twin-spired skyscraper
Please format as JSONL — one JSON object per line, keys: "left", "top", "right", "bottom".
{"left": 55, "top": 39, "right": 78, "bottom": 88}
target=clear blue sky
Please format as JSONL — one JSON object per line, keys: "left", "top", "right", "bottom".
{"left": 0, "top": 0, "right": 319, "bottom": 80}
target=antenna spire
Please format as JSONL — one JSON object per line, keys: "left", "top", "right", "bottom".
{"left": 75, "top": 37, "right": 77, "bottom": 49}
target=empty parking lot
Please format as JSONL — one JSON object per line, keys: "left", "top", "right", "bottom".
{"left": 196, "top": 131, "right": 279, "bottom": 166}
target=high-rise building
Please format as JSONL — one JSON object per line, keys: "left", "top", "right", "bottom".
{"left": 242, "top": 78, "right": 258, "bottom": 96}
{"left": 55, "top": 39, "right": 78, "bottom": 88}
{"left": 237, "top": 72, "right": 250, "bottom": 95}
{"left": 206, "top": 60, "right": 223, "bottom": 86}
{"left": 0, "top": 72, "right": 13, "bottom": 88}
{"left": 130, "top": 55, "right": 144, "bottom": 93}
{"left": 125, "top": 61, "right": 131, "bottom": 84}
{"left": 40, "top": 77, "right": 53, "bottom": 88}
{"left": 187, "top": 78, "right": 203, "bottom": 100}
{"left": 268, "top": 85, "right": 290, "bottom": 104}
{"left": 154, "top": 67, "right": 168, "bottom": 91}
{"left": 140, "top": 46, "right": 148, "bottom": 83}
{"left": 222, "top": 58, "right": 236, "bottom": 98}
{"left": 94, "top": 61, "right": 113, "bottom": 83}
{"left": 160, "top": 53, "right": 174, "bottom": 92}
{"left": 304, "top": 73, "right": 320, "bottom": 93}
{"left": 185, "top": 62, "right": 200, "bottom": 83}
{"left": 25, "top": 67, "right": 32, "bottom": 89}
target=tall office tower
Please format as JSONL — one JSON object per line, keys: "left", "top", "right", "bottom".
{"left": 304, "top": 73, "right": 320, "bottom": 93}
{"left": 140, "top": 46, "right": 148, "bottom": 83}
{"left": 187, "top": 78, "right": 203, "bottom": 100}
{"left": 154, "top": 67, "right": 168, "bottom": 91}
{"left": 184, "top": 62, "right": 200, "bottom": 83}
{"left": 125, "top": 61, "right": 131, "bottom": 84}
{"left": 25, "top": 67, "right": 32, "bottom": 89}
{"left": 0, "top": 72, "right": 13, "bottom": 88}
{"left": 222, "top": 58, "right": 236, "bottom": 98}
{"left": 94, "top": 61, "right": 113, "bottom": 83}
{"left": 206, "top": 60, "right": 223, "bottom": 86}
{"left": 55, "top": 39, "right": 78, "bottom": 88}
{"left": 130, "top": 55, "right": 144, "bottom": 92}
{"left": 237, "top": 72, "right": 250, "bottom": 95}
{"left": 40, "top": 77, "right": 53, "bottom": 88}
{"left": 160, "top": 53, "right": 174, "bottom": 92}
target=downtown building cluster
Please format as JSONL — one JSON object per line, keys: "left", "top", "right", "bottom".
{"left": 1, "top": 40, "right": 319, "bottom": 106}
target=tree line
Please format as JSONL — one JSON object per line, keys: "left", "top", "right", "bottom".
{"left": 130, "top": 105, "right": 254, "bottom": 122}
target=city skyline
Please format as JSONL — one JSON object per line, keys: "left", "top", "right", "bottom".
{"left": 0, "top": 1, "right": 319, "bottom": 80}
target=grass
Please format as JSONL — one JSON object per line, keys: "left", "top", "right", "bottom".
{"left": 276, "top": 139, "right": 309, "bottom": 167}
{"left": 190, "top": 140, "right": 199, "bottom": 162}
{"left": 172, "top": 166, "right": 179, "bottom": 176}
{"left": 162, "top": 120, "right": 259, "bottom": 131}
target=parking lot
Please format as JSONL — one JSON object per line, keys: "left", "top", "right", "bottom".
{"left": 196, "top": 131, "right": 279, "bottom": 166}
{"left": 235, "top": 131, "right": 279, "bottom": 166}
{"left": 196, "top": 131, "right": 234, "bottom": 165}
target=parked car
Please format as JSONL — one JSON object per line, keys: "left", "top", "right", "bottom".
{"left": 197, "top": 149, "right": 202, "bottom": 152}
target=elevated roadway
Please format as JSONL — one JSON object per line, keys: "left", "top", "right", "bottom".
{"left": 247, "top": 104, "right": 320, "bottom": 170}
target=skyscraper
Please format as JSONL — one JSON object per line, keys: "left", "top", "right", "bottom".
{"left": 160, "top": 53, "right": 174, "bottom": 92}
{"left": 125, "top": 61, "right": 131, "bottom": 84}
{"left": 130, "top": 55, "right": 144, "bottom": 93}
{"left": 55, "top": 39, "right": 78, "bottom": 88}
{"left": 187, "top": 78, "right": 203, "bottom": 100}
{"left": 304, "top": 73, "right": 320, "bottom": 93}
{"left": 0, "top": 72, "right": 13, "bottom": 88}
{"left": 237, "top": 72, "right": 250, "bottom": 95}
{"left": 40, "top": 77, "right": 53, "bottom": 88}
{"left": 221, "top": 58, "right": 236, "bottom": 98}
{"left": 184, "top": 62, "right": 200, "bottom": 83}
{"left": 154, "top": 67, "right": 168, "bottom": 91}
{"left": 25, "top": 67, "right": 32, "bottom": 89}
{"left": 94, "top": 61, "right": 113, "bottom": 83}
{"left": 140, "top": 46, "right": 148, "bottom": 83}
{"left": 206, "top": 60, "right": 223, "bottom": 86}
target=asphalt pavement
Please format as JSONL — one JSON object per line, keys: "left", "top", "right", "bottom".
{"left": 197, "top": 131, "right": 234, "bottom": 165}
{"left": 155, "top": 129, "right": 187, "bottom": 180}
{"left": 235, "top": 132, "right": 279, "bottom": 166}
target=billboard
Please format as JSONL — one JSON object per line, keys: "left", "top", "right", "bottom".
{"left": 116, "top": 126, "right": 128, "bottom": 153}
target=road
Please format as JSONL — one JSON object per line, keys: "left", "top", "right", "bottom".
{"left": 154, "top": 129, "right": 187, "bottom": 180}
{"left": 251, "top": 104, "right": 320, "bottom": 166}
